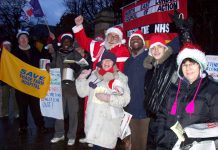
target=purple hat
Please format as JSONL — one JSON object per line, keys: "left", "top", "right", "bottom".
{"left": 97, "top": 51, "right": 117, "bottom": 68}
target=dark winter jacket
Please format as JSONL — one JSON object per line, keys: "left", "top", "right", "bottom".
{"left": 50, "top": 49, "right": 82, "bottom": 87}
{"left": 144, "top": 47, "right": 178, "bottom": 117}
{"left": 12, "top": 45, "right": 42, "bottom": 68}
{"left": 156, "top": 76, "right": 218, "bottom": 150}
{"left": 124, "top": 50, "right": 148, "bottom": 119}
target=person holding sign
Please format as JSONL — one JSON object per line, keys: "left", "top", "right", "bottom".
{"left": 11, "top": 30, "right": 48, "bottom": 135}
{"left": 76, "top": 51, "right": 130, "bottom": 150}
{"left": 155, "top": 43, "right": 218, "bottom": 149}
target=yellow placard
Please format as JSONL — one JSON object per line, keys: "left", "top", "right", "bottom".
{"left": 0, "top": 48, "right": 50, "bottom": 98}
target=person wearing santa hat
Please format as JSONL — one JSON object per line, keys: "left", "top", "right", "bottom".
{"left": 155, "top": 43, "right": 218, "bottom": 149}
{"left": 73, "top": 15, "right": 130, "bottom": 146}
{"left": 73, "top": 15, "right": 130, "bottom": 72}
{"left": 49, "top": 32, "right": 84, "bottom": 146}
{"left": 76, "top": 51, "right": 130, "bottom": 150}
{"left": 143, "top": 34, "right": 178, "bottom": 150}
{"left": 124, "top": 30, "right": 149, "bottom": 150}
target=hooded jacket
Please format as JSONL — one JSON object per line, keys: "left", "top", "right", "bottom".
{"left": 156, "top": 75, "right": 218, "bottom": 149}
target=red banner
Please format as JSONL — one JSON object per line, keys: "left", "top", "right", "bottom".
{"left": 122, "top": 0, "right": 187, "bottom": 44}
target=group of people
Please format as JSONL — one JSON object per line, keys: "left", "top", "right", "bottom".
{"left": 1, "top": 14, "right": 218, "bottom": 150}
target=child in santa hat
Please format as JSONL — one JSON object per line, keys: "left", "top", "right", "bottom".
{"left": 76, "top": 51, "right": 130, "bottom": 150}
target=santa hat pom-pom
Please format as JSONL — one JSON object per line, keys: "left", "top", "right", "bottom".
{"left": 122, "top": 39, "right": 126, "bottom": 44}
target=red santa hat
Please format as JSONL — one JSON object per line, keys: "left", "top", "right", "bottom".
{"left": 177, "top": 42, "right": 208, "bottom": 79}
{"left": 57, "top": 32, "right": 73, "bottom": 46}
{"left": 128, "top": 30, "right": 145, "bottom": 48}
{"left": 171, "top": 44, "right": 207, "bottom": 116}
{"left": 148, "top": 34, "right": 168, "bottom": 56}
{"left": 105, "top": 26, "right": 126, "bottom": 44}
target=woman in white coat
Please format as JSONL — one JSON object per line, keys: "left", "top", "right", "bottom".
{"left": 76, "top": 51, "right": 130, "bottom": 150}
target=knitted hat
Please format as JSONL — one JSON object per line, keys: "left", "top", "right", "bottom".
{"left": 176, "top": 42, "right": 208, "bottom": 79}
{"left": 16, "top": 30, "right": 29, "bottom": 39}
{"left": 148, "top": 34, "right": 168, "bottom": 56}
{"left": 97, "top": 51, "right": 117, "bottom": 68}
{"left": 2, "top": 41, "right": 11, "bottom": 46}
{"left": 105, "top": 26, "right": 126, "bottom": 44}
{"left": 57, "top": 32, "right": 73, "bottom": 46}
{"left": 128, "top": 30, "right": 145, "bottom": 48}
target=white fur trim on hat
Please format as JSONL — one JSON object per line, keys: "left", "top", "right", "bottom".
{"left": 148, "top": 42, "right": 168, "bottom": 56}
{"left": 128, "top": 34, "right": 145, "bottom": 48}
{"left": 105, "top": 27, "right": 123, "bottom": 40}
{"left": 16, "top": 30, "right": 29, "bottom": 38}
{"left": 61, "top": 33, "right": 73, "bottom": 39}
{"left": 177, "top": 48, "right": 208, "bottom": 79}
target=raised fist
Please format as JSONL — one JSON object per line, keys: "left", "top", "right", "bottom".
{"left": 75, "top": 15, "right": 84, "bottom": 26}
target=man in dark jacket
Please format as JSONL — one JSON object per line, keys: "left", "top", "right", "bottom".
{"left": 12, "top": 30, "right": 48, "bottom": 135}
{"left": 49, "top": 33, "right": 82, "bottom": 146}
{"left": 124, "top": 30, "right": 149, "bottom": 150}
{"left": 143, "top": 34, "right": 178, "bottom": 150}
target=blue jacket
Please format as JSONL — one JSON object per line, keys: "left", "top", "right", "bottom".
{"left": 124, "top": 50, "right": 148, "bottom": 119}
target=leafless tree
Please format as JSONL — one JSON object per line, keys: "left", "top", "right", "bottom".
{"left": 0, "top": 0, "right": 26, "bottom": 40}
{"left": 63, "top": 0, "right": 114, "bottom": 23}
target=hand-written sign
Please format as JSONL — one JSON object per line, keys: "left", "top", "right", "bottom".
{"left": 40, "top": 68, "right": 64, "bottom": 119}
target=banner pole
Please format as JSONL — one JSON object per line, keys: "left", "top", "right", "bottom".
{"left": 43, "top": 16, "right": 51, "bottom": 33}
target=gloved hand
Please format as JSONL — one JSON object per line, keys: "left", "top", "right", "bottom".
{"left": 78, "top": 69, "right": 91, "bottom": 79}
{"left": 95, "top": 93, "right": 111, "bottom": 102}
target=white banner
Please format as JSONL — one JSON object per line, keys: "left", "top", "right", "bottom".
{"left": 40, "top": 68, "right": 63, "bottom": 119}
{"left": 206, "top": 55, "right": 218, "bottom": 82}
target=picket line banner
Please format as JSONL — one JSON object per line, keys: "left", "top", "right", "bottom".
{"left": 0, "top": 48, "right": 50, "bottom": 98}
{"left": 40, "top": 68, "right": 64, "bottom": 119}
{"left": 122, "top": 0, "right": 187, "bottom": 44}
{"left": 206, "top": 55, "right": 218, "bottom": 82}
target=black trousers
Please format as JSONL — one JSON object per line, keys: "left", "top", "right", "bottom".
{"left": 15, "top": 90, "right": 44, "bottom": 128}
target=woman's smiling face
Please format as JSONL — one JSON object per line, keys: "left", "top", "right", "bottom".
{"left": 182, "top": 60, "right": 200, "bottom": 84}
{"left": 101, "top": 59, "right": 114, "bottom": 71}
